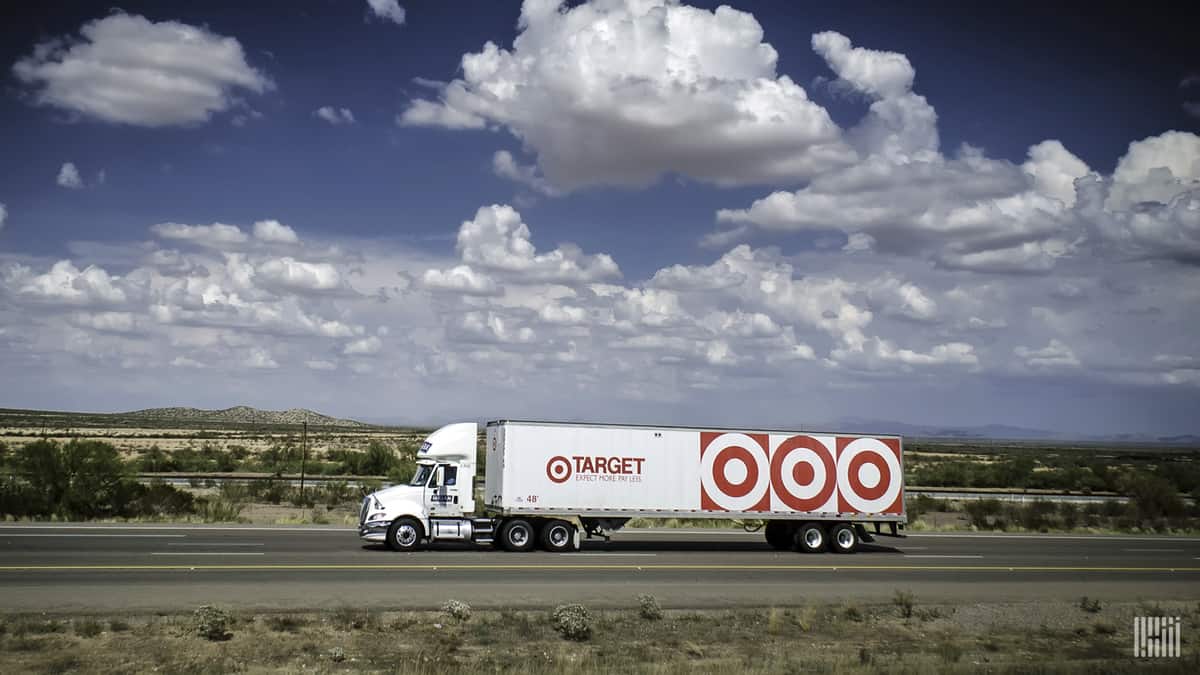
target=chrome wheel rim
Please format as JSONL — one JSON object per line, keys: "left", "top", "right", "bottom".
{"left": 549, "top": 526, "right": 569, "bottom": 547}
{"left": 510, "top": 527, "right": 529, "bottom": 546}
{"left": 804, "top": 529, "right": 822, "bottom": 548}
{"left": 836, "top": 529, "right": 854, "bottom": 549}
{"left": 395, "top": 524, "right": 417, "bottom": 547}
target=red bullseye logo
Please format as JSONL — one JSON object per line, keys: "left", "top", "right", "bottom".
{"left": 700, "top": 432, "right": 770, "bottom": 512}
{"left": 546, "top": 456, "right": 572, "bottom": 484}
{"left": 701, "top": 432, "right": 902, "bottom": 515}
{"left": 836, "top": 437, "right": 902, "bottom": 514}
{"left": 769, "top": 434, "right": 836, "bottom": 512}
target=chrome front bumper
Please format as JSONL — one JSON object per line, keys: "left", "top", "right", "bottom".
{"left": 358, "top": 519, "right": 390, "bottom": 542}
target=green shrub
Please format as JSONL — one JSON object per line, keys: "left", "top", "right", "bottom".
{"left": 265, "top": 615, "right": 308, "bottom": 632}
{"left": 552, "top": 604, "right": 593, "bottom": 641}
{"left": 74, "top": 618, "right": 103, "bottom": 637}
{"left": 637, "top": 594, "right": 663, "bottom": 621}
{"left": 893, "top": 590, "right": 915, "bottom": 619}
{"left": 330, "top": 606, "right": 376, "bottom": 631}
{"left": 442, "top": 599, "right": 472, "bottom": 622}
{"left": 1079, "top": 596, "right": 1102, "bottom": 613}
{"left": 193, "top": 605, "right": 232, "bottom": 641}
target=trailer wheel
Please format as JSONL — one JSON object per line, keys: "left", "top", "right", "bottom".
{"left": 764, "top": 521, "right": 792, "bottom": 550}
{"left": 540, "top": 520, "right": 576, "bottom": 553}
{"left": 386, "top": 517, "right": 424, "bottom": 552}
{"left": 499, "top": 519, "right": 536, "bottom": 552}
{"left": 794, "top": 522, "right": 827, "bottom": 553}
{"left": 829, "top": 523, "right": 858, "bottom": 554}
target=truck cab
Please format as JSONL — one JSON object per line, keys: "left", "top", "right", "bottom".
{"left": 358, "top": 422, "right": 484, "bottom": 547}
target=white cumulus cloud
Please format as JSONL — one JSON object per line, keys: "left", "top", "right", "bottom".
{"left": 400, "top": 0, "right": 853, "bottom": 191}
{"left": 314, "top": 106, "right": 356, "bottom": 125}
{"left": 57, "top": 162, "right": 83, "bottom": 189}
{"left": 366, "top": 0, "right": 406, "bottom": 25}
{"left": 252, "top": 219, "right": 299, "bottom": 244}
{"left": 454, "top": 204, "right": 620, "bottom": 283}
{"left": 13, "top": 12, "right": 272, "bottom": 127}
{"left": 151, "top": 222, "right": 249, "bottom": 248}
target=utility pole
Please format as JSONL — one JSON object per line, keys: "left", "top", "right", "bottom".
{"left": 299, "top": 419, "right": 308, "bottom": 502}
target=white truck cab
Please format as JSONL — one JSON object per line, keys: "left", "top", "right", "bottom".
{"left": 358, "top": 422, "right": 490, "bottom": 548}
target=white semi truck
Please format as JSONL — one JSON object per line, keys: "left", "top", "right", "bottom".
{"left": 359, "top": 420, "right": 905, "bottom": 554}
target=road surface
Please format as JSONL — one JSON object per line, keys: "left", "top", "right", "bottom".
{"left": 1, "top": 524, "right": 1198, "bottom": 613}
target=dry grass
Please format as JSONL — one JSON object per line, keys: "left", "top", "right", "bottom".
{"left": 2, "top": 600, "right": 1198, "bottom": 674}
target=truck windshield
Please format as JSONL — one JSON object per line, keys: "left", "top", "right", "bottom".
{"left": 409, "top": 464, "right": 433, "bottom": 486}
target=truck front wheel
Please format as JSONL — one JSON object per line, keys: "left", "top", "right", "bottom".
{"left": 386, "top": 517, "right": 424, "bottom": 552}
{"left": 499, "top": 519, "right": 536, "bottom": 552}
{"left": 540, "top": 520, "right": 576, "bottom": 552}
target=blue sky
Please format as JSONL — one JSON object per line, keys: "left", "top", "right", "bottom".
{"left": 0, "top": 1, "right": 1197, "bottom": 435}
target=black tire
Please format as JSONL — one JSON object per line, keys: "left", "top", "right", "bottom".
{"left": 794, "top": 522, "right": 827, "bottom": 553}
{"left": 764, "top": 521, "right": 792, "bottom": 550}
{"left": 540, "top": 519, "right": 576, "bottom": 552}
{"left": 386, "top": 517, "right": 424, "bottom": 552}
{"left": 499, "top": 519, "right": 536, "bottom": 552}
{"left": 829, "top": 523, "right": 858, "bottom": 554}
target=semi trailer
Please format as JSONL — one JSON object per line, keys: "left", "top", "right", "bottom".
{"left": 358, "top": 420, "right": 905, "bottom": 554}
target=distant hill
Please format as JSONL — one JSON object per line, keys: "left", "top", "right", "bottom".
{"left": 123, "top": 406, "right": 367, "bottom": 428}
{"left": 832, "top": 417, "right": 1199, "bottom": 445}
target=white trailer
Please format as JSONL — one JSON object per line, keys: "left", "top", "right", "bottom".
{"left": 359, "top": 420, "right": 905, "bottom": 554}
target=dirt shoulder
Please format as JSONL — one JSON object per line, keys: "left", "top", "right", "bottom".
{"left": 2, "top": 599, "right": 1196, "bottom": 674}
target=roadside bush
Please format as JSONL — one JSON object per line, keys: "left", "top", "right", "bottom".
{"left": 964, "top": 499, "right": 1004, "bottom": 530}
{"left": 196, "top": 497, "right": 245, "bottom": 523}
{"left": 1122, "top": 475, "right": 1185, "bottom": 528}
{"left": 15, "top": 439, "right": 131, "bottom": 519}
{"left": 893, "top": 590, "right": 915, "bottom": 619}
{"left": 637, "top": 594, "right": 663, "bottom": 621}
{"left": 193, "top": 605, "right": 232, "bottom": 641}
{"left": 552, "top": 604, "right": 593, "bottom": 641}
{"left": 328, "top": 647, "right": 346, "bottom": 663}
{"left": 331, "top": 606, "right": 376, "bottom": 631}
{"left": 74, "top": 618, "right": 103, "bottom": 638}
{"left": 264, "top": 615, "right": 308, "bottom": 632}
{"left": 442, "top": 599, "right": 472, "bottom": 622}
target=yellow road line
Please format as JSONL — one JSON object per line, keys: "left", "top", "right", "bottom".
{"left": 0, "top": 564, "right": 1197, "bottom": 572}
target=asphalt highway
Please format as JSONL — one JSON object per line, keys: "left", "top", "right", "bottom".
{"left": 1, "top": 524, "right": 1198, "bottom": 613}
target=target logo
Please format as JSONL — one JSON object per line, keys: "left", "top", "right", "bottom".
{"left": 545, "top": 456, "right": 573, "bottom": 483}
{"left": 699, "top": 432, "right": 770, "bottom": 511}
{"left": 701, "top": 432, "right": 902, "bottom": 515}
{"left": 836, "top": 436, "right": 902, "bottom": 514}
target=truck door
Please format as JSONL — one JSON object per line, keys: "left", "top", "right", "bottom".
{"left": 425, "top": 464, "right": 462, "bottom": 517}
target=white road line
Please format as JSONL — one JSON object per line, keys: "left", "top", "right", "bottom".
{"left": 907, "top": 533, "right": 1200, "bottom": 542}
{"left": 903, "top": 554, "right": 984, "bottom": 559}
{"left": 150, "top": 552, "right": 265, "bottom": 556}
{"left": 567, "top": 553, "right": 658, "bottom": 557}
{"left": 165, "top": 538, "right": 264, "bottom": 542}
{"left": 901, "top": 546, "right": 930, "bottom": 550}
{"left": 0, "top": 526, "right": 352, "bottom": 533}
{"left": 2, "top": 534, "right": 185, "bottom": 538}
{"left": 1122, "top": 548, "right": 1183, "bottom": 553}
